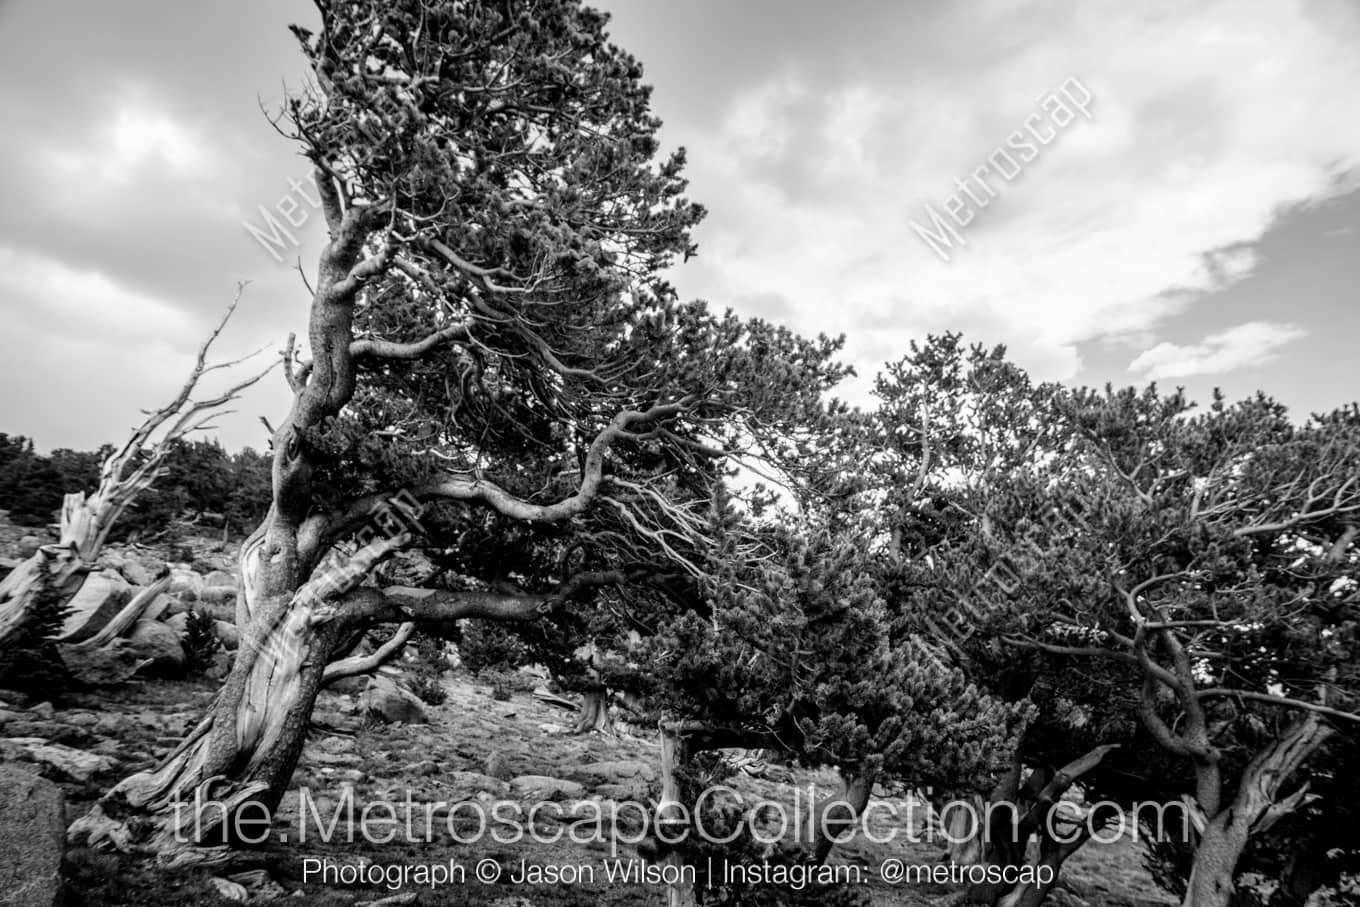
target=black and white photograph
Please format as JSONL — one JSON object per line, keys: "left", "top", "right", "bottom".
{"left": 0, "top": 2, "right": 1357, "bottom": 905}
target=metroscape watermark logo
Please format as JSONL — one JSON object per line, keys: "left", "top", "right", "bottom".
{"left": 174, "top": 781, "right": 1194, "bottom": 855}
{"left": 911, "top": 76, "right": 1094, "bottom": 262}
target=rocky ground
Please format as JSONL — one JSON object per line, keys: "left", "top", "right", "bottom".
{"left": 0, "top": 519, "right": 1173, "bottom": 906}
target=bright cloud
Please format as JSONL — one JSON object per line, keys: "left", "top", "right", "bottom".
{"left": 662, "top": 0, "right": 1360, "bottom": 395}
{"left": 48, "top": 95, "right": 215, "bottom": 185}
{"left": 0, "top": 243, "right": 286, "bottom": 452}
{"left": 1128, "top": 321, "right": 1308, "bottom": 380}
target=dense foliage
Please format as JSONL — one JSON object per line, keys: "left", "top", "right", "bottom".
{"left": 0, "top": 434, "right": 271, "bottom": 537}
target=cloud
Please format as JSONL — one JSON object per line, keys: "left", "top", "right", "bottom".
{"left": 626, "top": 0, "right": 1360, "bottom": 398}
{"left": 1128, "top": 321, "right": 1308, "bottom": 380}
{"left": 0, "top": 244, "right": 291, "bottom": 452}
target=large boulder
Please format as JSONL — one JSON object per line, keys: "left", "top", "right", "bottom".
{"left": 214, "top": 620, "right": 240, "bottom": 651}
{"left": 195, "top": 600, "right": 236, "bottom": 623}
{"left": 0, "top": 739, "right": 114, "bottom": 783}
{"left": 167, "top": 569, "right": 204, "bottom": 602}
{"left": 58, "top": 570, "right": 132, "bottom": 643}
{"left": 0, "top": 764, "right": 64, "bottom": 906}
{"left": 361, "top": 675, "right": 428, "bottom": 725}
{"left": 126, "top": 619, "right": 186, "bottom": 676}
{"left": 508, "top": 775, "right": 585, "bottom": 802}
{"left": 163, "top": 611, "right": 190, "bottom": 635}
{"left": 445, "top": 771, "right": 510, "bottom": 799}
{"left": 570, "top": 760, "right": 657, "bottom": 786}
{"left": 57, "top": 641, "right": 145, "bottom": 687}
{"left": 202, "top": 570, "right": 238, "bottom": 590}
{"left": 568, "top": 760, "right": 657, "bottom": 800}
{"left": 101, "top": 549, "right": 161, "bottom": 587}
{"left": 140, "top": 592, "right": 174, "bottom": 623}
{"left": 198, "top": 585, "right": 238, "bottom": 607}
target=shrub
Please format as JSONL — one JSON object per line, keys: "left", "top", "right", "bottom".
{"left": 406, "top": 631, "right": 449, "bottom": 705}
{"left": 458, "top": 621, "right": 532, "bottom": 676}
{"left": 182, "top": 608, "right": 220, "bottom": 674}
{"left": 0, "top": 566, "right": 71, "bottom": 696}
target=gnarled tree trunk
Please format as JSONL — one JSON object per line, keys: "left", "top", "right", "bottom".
{"left": 946, "top": 744, "right": 1119, "bottom": 907}
{"left": 572, "top": 686, "right": 616, "bottom": 735}
{"left": 812, "top": 771, "right": 875, "bottom": 864}
{"left": 1182, "top": 714, "right": 1331, "bottom": 907}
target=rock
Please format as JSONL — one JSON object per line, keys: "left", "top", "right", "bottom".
{"left": 484, "top": 750, "right": 515, "bottom": 781}
{"left": 208, "top": 877, "right": 249, "bottom": 902}
{"left": 571, "top": 761, "right": 660, "bottom": 799}
{"left": 93, "top": 714, "right": 130, "bottom": 736}
{"left": 358, "top": 892, "right": 419, "bottom": 906}
{"left": 361, "top": 675, "right": 429, "bottom": 725}
{"left": 102, "top": 550, "right": 161, "bottom": 587}
{"left": 508, "top": 775, "right": 585, "bottom": 802}
{"left": 596, "top": 783, "right": 649, "bottom": 802}
{"left": 164, "top": 611, "right": 190, "bottom": 635}
{"left": 311, "top": 751, "right": 362, "bottom": 767}
{"left": 206, "top": 651, "right": 234, "bottom": 681}
{"left": 446, "top": 771, "right": 509, "bottom": 798}
{"left": 195, "top": 601, "right": 236, "bottom": 623}
{"left": 199, "top": 585, "right": 238, "bottom": 606}
{"left": 214, "top": 620, "right": 240, "bottom": 651}
{"left": 28, "top": 702, "right": 55, "bottom": 721}
{"left": 16, "top": 535, "right": 41, "bottom": 559}
{"left": 58, "top": 641, "right": 145, "bottom": 686}
{"left": 327, "top": 674, "right": 365, "bottom": 695}
{"left": 168, "top": 569, "right": 203, "bottom": 601}
{"left": 202, "top": 570, "right": 238, "bottom": 589}
{"left": 159, "top": 595, "right": 193, "bottom": 617}
{"left": 571, "top": 759, "right": 657, "bottom": 786}
{"left": 126, "top": 619, "right": 186, "bottom": 676}
{"left": 0, "top": 764, "right": 64, "bottom": 906}
{"left": 0, "top": 738, "right": 115, "bottom": 782}
{"left": 314, "top": 735, "right": 356, "bottom": 755}
{"left": 141, "top": 592, "right": 174, "bottom": 623}
{"left": 58, "top": 570, "right": 133, "bottom": 643}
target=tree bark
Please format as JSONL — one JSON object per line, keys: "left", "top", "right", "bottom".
{"left": 951, "top": 745, "right": 1118, "bottom": 907}
{"left": 93, "top": 554, "right": 354, "bottom": 853}
{"left": 812, "top": 771, "right": 875, "bottom": 864}
{"left": 658, "top": 723, "right": 697, "bottom": 907}
{"left": 1182, "top": 714, "right": 1331, "bottom": 907}
{"left": 572, "top": 687, "right": 615, "bottom": 735}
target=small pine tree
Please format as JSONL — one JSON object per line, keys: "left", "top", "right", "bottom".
{"left": 182, "top": 608, "right": 220, "bottom": 675}
{"left": 0, "top": 564, "right": 71, "bottom": 695}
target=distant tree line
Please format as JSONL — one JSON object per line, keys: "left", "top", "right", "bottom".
{"left": 0, "top": 433, "right": 272, "bottom": 539}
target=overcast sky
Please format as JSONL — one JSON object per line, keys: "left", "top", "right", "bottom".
{"left": 1, "top": 0, "right": 1357, "bottom": 454}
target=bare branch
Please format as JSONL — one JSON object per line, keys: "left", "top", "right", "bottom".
{"left": 350, "top": 322, "right": 472, "bottom": 362}
{"left": 1196, "top": 688, "right": 1360, "bottom": 724}
{"left": 322, "top": 621, "right": 415, "bottom": 685}
{"left": 417, "top": 398, "right": 697, "bottom": 522}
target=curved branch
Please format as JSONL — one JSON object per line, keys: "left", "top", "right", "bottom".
{"left": 322, "top": 621, "right": 415, "bottom": 685}
{"left": 337, "top": 570, "right": 624, "bottom": 626}
{"left": 1196, "top": 688, "right": 1360, "bottom": 724}
{"left": 350, "top": 322, "right": 471, "bottom": 362}
{"left": 416, "top": 398, "right": 695, "bottom": 522}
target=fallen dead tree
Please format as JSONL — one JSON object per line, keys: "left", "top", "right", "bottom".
{"left": 0, "top": 285, "right": 272, "bottom": 664}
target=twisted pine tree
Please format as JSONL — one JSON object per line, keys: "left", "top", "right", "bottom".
{"left": 909, "top": 366, "right": 1360, "bottom": 907}
{"left": 77, "top": 0, "right": 851, "bottom": 857}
